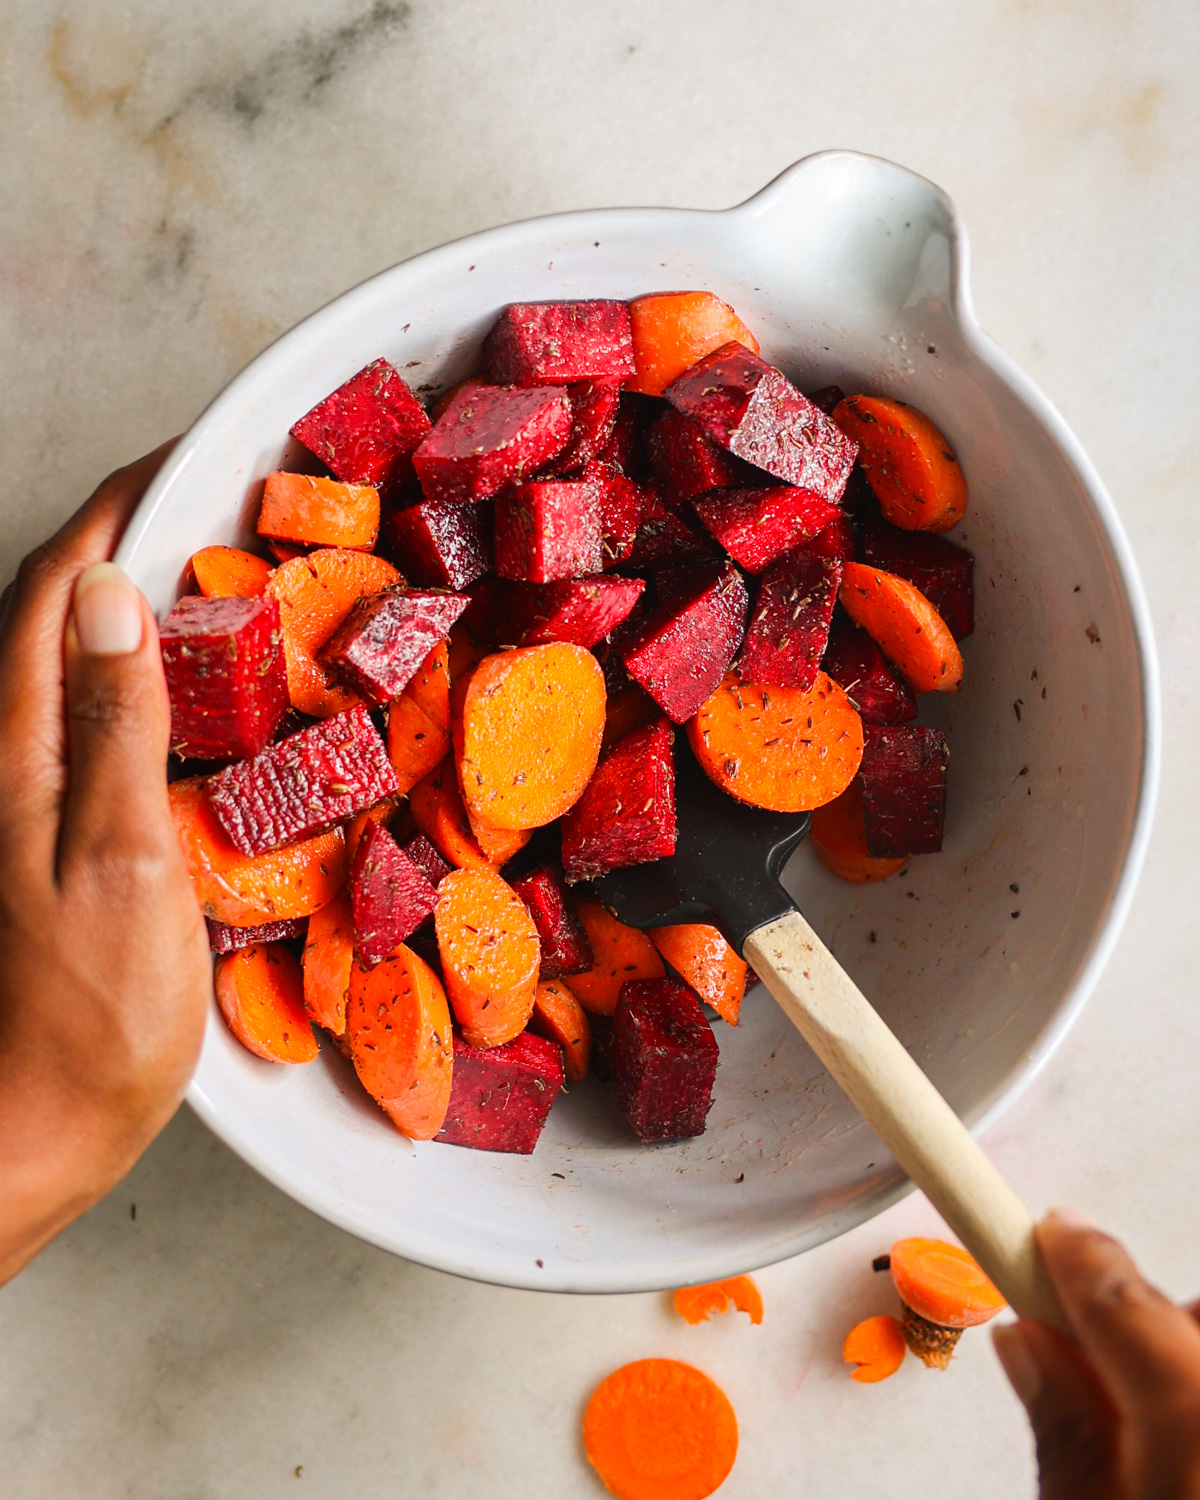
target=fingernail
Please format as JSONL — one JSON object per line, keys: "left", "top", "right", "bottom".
{"left": 73, "top": 563, "right": 144, "bottom": 656}
{"left": 992, "top": 1323, "right": 1043, "bottom": 1409}
{"left": 1044, "top": 1206, "right": 1098, "bottom": 1230}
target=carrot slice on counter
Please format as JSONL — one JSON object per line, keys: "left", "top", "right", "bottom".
{"left": 832, "top": 395, "right": 967, "bottom": 533}
{"left": 810, "top": 779, "right": 907, "bottom": 884}
{"left": 839, "top": 562, "right": 963, "bottom": 694}
{"left": 673, "top": 1275, "right": 763, "bottom": 1326}
{"left": 302, "top": 891, "right": 355, "bottom": 1036}
{"left": 409, "top": 756, "right": 492, "bottom": 871}
{"left": 564, "top": 903, "right": 665, "bottom": 1017}
{"left": 627, "top": 291, "right": 760, "bottom": 397}
{"left": 529, "top": 979, "right": 592, "bottom": 1083}
{"left": 258, "top": 471, "right": 380, "bottom": 550}
{"left": 890, "top": 1238, "right": 1006, "bottom": 1329}
{"left": 434, "top": 865, "right": 541, "bottom": 1047}
{"left": 190, "top": 545, "right": 273, "bottom": 600}
{"left": 843, "top": 1315, "right": 907, "bottom": 1383}
{"left": 649, "top": 925, "right": 747, "bottom": 1025}
{"left": 215, "top": 943, "right": 318, "bottom": 1063}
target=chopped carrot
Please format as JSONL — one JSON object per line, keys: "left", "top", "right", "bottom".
{"left": 214, "top": 943, "right": 318, "bottom": 1063}
{"left": 839, "top": 563, "right": 963, "bottom": 694}
{"left": 409, "top": 756, "right": 492, "bottom": 871}
{"left": 170, "top": 776, "right": 349, "bottom": 925}
{"left": 564, "top": 903, "right": 665, "bottom": 1017}
{"left": 406, "top": 638, "right": 451, "bottom": 734}
{"left": 387, "top": 694, "right": 450, "bottom": 796}
{"left": 346, "top": 943, "right": 454, "bottom": 1139}
{"left": 583, "top": 1358, "right": 738, "bottom": 1500}
{"left": 265, "top": 547, "right": 401, "bottom": 717}
{"left": 687, "top": 672, "right": 863, "bottom": 813}
{"left": 434, "top": 865, "right": 541, "bottom": 1047}
{"left": 345, "top": 799, "right": 397, "bottom": 861}
{"left": 530, "top": 979, "right": 592, "bottom": 1082}
{"left": 627, "top": 291, "right": 760, "bottom": 397}
{"left": 832, "top": 395, "right": 967, "bottom": 533}
{"left": 302, "top": 891, "right": 355, "bottom": 1036}
{"left": 890, "top": 1238, "right": 1006, "bottom": 1329}
{"left": 843, "top": 1315, "right": 907, "bottom": 1383}
{"left": 191, "top": 545, "right": 273, "bottom": 599}
{"left": 673, "top": 1275, "right": 763, "bottom": 1326}
{"left": 465, "top": 808, "right": 532, "bottom": 866}
{"left": 810, "top": 779, "right": 907, "bottom": 884}
{"left": 602, "top": 681, "right": 661, "bottom": 752}
{"left": 431, "top": 373, "right": 487, "bottom": 422}
{"left": 267, "top": 539, "right": 309, "bottom": 565}
{"left": 258, "top": 471, "right": 380, "bottom": 550}
{"left": 649, "top": 925, "right": 747, "bottom": 1025}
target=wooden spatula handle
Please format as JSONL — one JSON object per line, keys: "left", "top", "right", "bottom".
{"left": 745, "top": 908, "right": 1068, "bottom": 1332}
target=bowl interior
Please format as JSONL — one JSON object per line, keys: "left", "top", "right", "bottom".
{"left": 118, "top": 153, "right": 1153, "bottom": 1291}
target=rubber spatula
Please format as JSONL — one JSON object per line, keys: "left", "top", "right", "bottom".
{"left": 593, "top": 741, "right": 1067, "bottom": 1330}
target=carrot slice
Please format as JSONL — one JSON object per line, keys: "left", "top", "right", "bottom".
{"left": 890, "top": 1238, "right": 1006, "bottom": 1329}
{"left": 627, "top": 291, "right": 760, "bottom": 398}
{"left": 214, "top": 943, "right": 318, "bottom": 1063}
{"left": 688, "top": 672, "right": 863, "bottom": 813}
{"left": 387, "top": 694, "right": 450, "bottom": 796}
{"left": 843, "top": 1314, "right": 907, "bottom": 1383}
{"left": 465, "top": 808, "right": 532, "bottom": 866}
{"left": 810, "top": 779, "right": 907, "bottom": 884}
{"left": 673, "top": 1275, "right": 763, "bottom": 1326}
{"left": 649, "top": 925, "right": 747, "bottom": 1025}
{"left": 583, "top": 1358, "right": 738, "bottom": 1500}
{"left": 346, "top": 943, "right": 454, "bottom": 1139}
{"left": 170, "top": 776, "right": 349, "bottom": 925}
{"left": 409, "top": 756, "right": 492, "bottom": 871}
{"left": 302, "top": 891, "right": 355, "bottom": 1036}
{"left": 832, "top": 395, "right": 967, "bottom": 533}
{"left": 265, "top": 548, "right": 401, "bottom": 717}
{"left": 267, "top": 539, "right": 309, "bottom": 565}
{"left": 434, "top": 865, "right": 541, "bottom": 1047}
{"left": 530, "top": 979, "right": 592, "bottom": 1083}
{"left": 407, "top": 638, "right": 451, "bottom": 734}
{"left": 839, "top": 562, "right": 963, "bottom": 694}
{"left": 258, "top": 471, "right": 380, "bottom": 550}
{"left": 191, "top": 545, "right": 273, "bottom": 600}
{"left": 564, "top": 903, "right": 665, "bottom": 1017}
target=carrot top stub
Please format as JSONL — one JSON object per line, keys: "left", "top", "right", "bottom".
{"left": 890, "top": 1237, "right": 1006, "bottom": 1329}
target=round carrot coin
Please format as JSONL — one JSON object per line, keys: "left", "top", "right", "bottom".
{"left": 890, "top": 1238, "right": 1006, "bottom": 1328}
{"left": 434, "top": 865, "right": 541, "bottom": 1048}
{"left": 627, "top": 291, "right": 760, "bottom": 397}
{"left": 832, "top": 394, "right": 967, "bottom": 533}
{"left": 215, "top": 943, "right": 318, "bottom": 1064}
{"left": 839, "top": 562, "right": 963, "bottom": 694}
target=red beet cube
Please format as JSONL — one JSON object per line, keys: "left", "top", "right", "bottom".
{"left": 739, "top": 554, "right": 842, "bottom": 690}
{"left": 795, "top": 513, "right": 857, "bottom": 567}
{"left": 808, "top": 383, "right": 846, "bottom": 416}
{"left": 541, "top": 381, "right": 622, "bottom": 476}
{"left": 560, "top": 720, "right": 676, "bottom": 882}
{"left": 494, "top": 480, "right": 603, "bottom": 582}
{"left": 858, "top": 518, "right": 975, "bottom": 640}
{"left": 436, "top": 1031, "right": 564, "bottom": 1154}
{"left": 319, "top": 587, "right": 469, "bottom": 707}
{"left": 161, "top": 595, "right": 289, "bottom": 761}
{"left": 506, "top": 575, "right": 645, "bottom": 648}
{"left": 583, "top": 461, "right": 645, "bottom": 567}
{"left": 511, "top": 866, "right": 595, "bottom": 979}
{"left": 693, "top": 485, "right": 843, "bottom": 573}
{"left": 413, "top": 384, "right": 572, "bottom": 505}
{"left": 399, "top": 832, "right": 452, "bottom": 889}
{"left": 859, "top": 724, "right": 950, "bottom": 858}
{"left": 645, "top": 408, "right": 746, "bottom": 507}
{"left": 820, "top": 614, "right": 917, "bottom": 725}
{"left": 291, "top": 358, "right": 431, "bottom": 490}
{"left": 383, "top": 495, "right": 493, "bottom": 590}
{"left": 627, "top": 488, "right": 715, "bottom": 569}
{"left": 610, "top": 979, "right": 719, "bottom": 1142}
{"left": 619, "top": 561, "right": 749, "bottom": 723}
{"left": 207, "top": 703, "right": 399, "bottom": 856}
{"left": 460, "top": 576, "right": 506, "bottom": 646}
{"left": 483, "top": 301, "right": 635, "bottom": 386}
{"left": 206, "top": 916, "right": 306, "bottom": 953}
{"left": 665, "top": 344, "right": 857, "bottom": 500}
{"left": 595, "top": 395, "right": 649, "bottom": 478}
{"left": 350, "top": 821, "right": 439, "bottom": 967}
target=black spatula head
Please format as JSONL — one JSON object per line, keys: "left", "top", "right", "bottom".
{"left": 591, "top": 739, "right": 809, "bottom": 953}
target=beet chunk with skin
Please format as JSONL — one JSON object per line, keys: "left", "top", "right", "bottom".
{"left": 820, "top": 613, "right": 917, "bottom": 725}
{"left": 808, "top": 383, "right": 847, "bottom": 416}
{"left": 383, "top": 495, "right": 493, "bottom": 590}
{"left": 795, "top": 513, "right": 857, "bottom": 568}
{"left": 351, "top": 821, "right": 440, "bottom": 967}
{"left": 506, "top": 575, "right": 645, "bottom": 648}
{"left": 645, "top": 408, "right": 746, "bottom": 508}
{"left": 594, "top": 395, "right": 648, "bottom": 478}
{"left": 858, "top": 518, "right": 975, "bottom": 640}
{"left": 583, "top": 461, "right": 646, "bottom": 567}
{"left": 619, "top": 561, "right": 749, "bottom": 723}
{"left": 206, "top": 916, "right": 307, "bottom": 954}
{"left": 739, "top": 554, "right": 842, "bottom": 690}
{"left": 859, "top": 724, "right": 950, "bottom": 858}
{"left": 319, "top": 587, "right": 469, "bottom": 707}
{"left": 610, "top": 978, "right": 719, "bottom": 1142}
{"left": 413, "top": 384, "right": 572, "bottom": 505}
{"left": 511, "top": 866, "right": 595, "bottom": 979}
{"left": 693, "top": 485, "right": 843, "bottom": 573}
{"left": 560, "top": 719, "right": 676, "bottom": 883}
{"left": 207, "top": 703, "right": 399, "bottom": 856}
{"left": 484, "top": 300, "right": 635, "bottom": 386}
{"left": 436, "top": 1031, "right": 565, "bottom": 1154}
{"left": 161, "top": 595, "right": 289, "bottom": 761}
{"left": 399, "top": 833, "right": 452, "bottom": 889}
{"left": 291, "top": 358, "right": 431, "bottom": 491}
{"left": 494, "top": 480, "right": 603, "bottom": 582}
{"left": 665, "top": 343, "right": 857, "bottom": 500}
{"left": 540, "top": 381, "right": 622, "bottom": 475}
{"left": 626, "top": 488, "right": 715, "bottom": 569}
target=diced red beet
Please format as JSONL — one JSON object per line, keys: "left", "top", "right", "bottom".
{"left": 505, "top": 575, "right": 645, "bottom": 648}
{"left": 583, "top": 461, "right": 645, "bottom": 567}
{"left": 207, "top": 703, "right": 399, "bottom": 856}
{"left": 510, "top": 866, "right": 595, "bottom": 978}
{"left": 540, "top": 381, "right": 622, "bottom": 475}
{"left": 483, "top": 301, "right": 635, "bottom": 386}
{"left": 383, "top": 494, "right": 493, "bottom": 590}
{"left": 399, "top": 832, "right": 452, "bottom": 889}
{"left": 350, "top": 821, "right": 439, "bottom": 967}
{"left": 160, "top": 595, "right": 289, "bottom": 761}
{"left": 413, "top": 384, "right": 572, "bottom": 505}
{"left": 318, "top": 587, "right": 469, "bottom": 707}
{"left": 594, "top": 394, "right": 650, "bottom": 478}
{"left": 609, "top": 978, "right": 719, "bottom": 1142}
{"left": 820, "top": 613, "right": 917, "bottom": 725}
{"left": 644, "top": 408, "right": 746, "bottom": 508}
{"left": 665, "top": 344, "right": 857, "bottom": 500}
{"left": 619, "top": 561, "right": 749, "bottom": 723}
{"left": 808, "top": 383, "right": 847, "bottom": 416}
{"left": 290, "top": 358, "right": 431, "bottom": 491}
{"left": 693, "top": 485, "right": 843, "bottom": 573}
{"left": 436, "top": 1031, "right": 564, "bottom": 1154}
{"left": 857, "top": 518, "right": 975, "bottom": 640}
{"left": 795, "top": 512, "right": 857, "bottom": 567}
{"left": 626, "top": 488, "right": 715, "bottom": 569}
{"left": 206, "top": 916, "right": 306, "bottom": 954}
{"left": 560, "top": 720, "right": 676, "bottom": 882}
{"left": 494, "top": 480, "right": 603, "bottom": 582}
{"left": 738, "top": 554, "right": 842, "bottom": 690}
{"left": 859, "top": 725, "right": 950, "bottom": 858}
{"left": 460, "top": 575, "right": 506, "bottom": 646}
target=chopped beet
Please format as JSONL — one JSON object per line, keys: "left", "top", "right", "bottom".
{"left": 350, "top": 821, "right": 439, "bottom": 967}
{"left": 609, "top": 979, "right": 719, "bottom": 1142}
{"left": 619, "top": 561, "right": 749, "bottom": 723}
{"left": 291, "top": 358, "right": 431, "bottom": 491}
{"left": 820, "top": 613, "right": 917, "bottom": 725}
{"left": 626, "top": 488, "right": 715, "bottom": 569}
{"left": 664, "top": 344, "right": 857, "bottom": 500}
{"left": 206, "top": 916, "right": 306, "bottom": 954}
{"left": 494, "top": 480, "right": 603, "bottom": 582}
{"left": 511, "top": 866, "right": 595, "bottom": 978}
{"left": 644, "top": 408, "right": 745, "bottom": 508}
{"left": 483, "top": 300, "right": 635, "bottom": 386}
{"left": 318, "top": 587, "right": 469, "bottom": 708}
{"left": 808, "top": 383, "right": 846, "bottom": 416}
{"left": 399, "top": 832, "right": 452, "bottom": 889}
{"left": 583, "top": 461, "right": 645, "bottom": 567}
{"left": 693, "top": 485, "right": 843, "bottom": 573}
{"left": 412, "top": 384, "right": 572, "bottom": 505}
{"left": 207, "top": 703, "right": 399, "bottom": 857}
{"left": 857, "top": 518, "right": 975, "bottom": 639}
{"left": 460, "top": 575, "right": 506, "bottom": 646}
{"left": 594, "top": 394, "right": 650, "bottom": 478}
{"left": 540, "top": 381, "right": 622, "bottom": 475}
{"left": 795, "top": 512, "right": 857, "bottom": 567}
{"left": 436, "top": 1031, "right": 564, "bottom": 1154}
{"left": 859, "top": 725, "right": 950, "bottom": 858}
{"left": 560, "top": 720, "right": 676, "bottom": 882}
{"left": 160, "top": 595, "right": 289, "bottom": 761}
{"left": 588, "top": 1012, "right": 614, "bottom": 1081}
{"left": 506, "top": 575, "right": 645, "bottom": 648}
{"left": 383, "top": 495, "right": 493, "bottom": 590}
{"left": 739, "top": 554, "right": 842, "bottom": 690}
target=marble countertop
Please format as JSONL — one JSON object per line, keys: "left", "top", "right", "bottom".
{"left": 2, "top": 3, "right": 1198, "bottom": 1495}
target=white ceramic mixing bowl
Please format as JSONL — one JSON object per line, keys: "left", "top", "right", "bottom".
{"left": 116, "top": 151, "right": 1158, "bottom": 1292}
